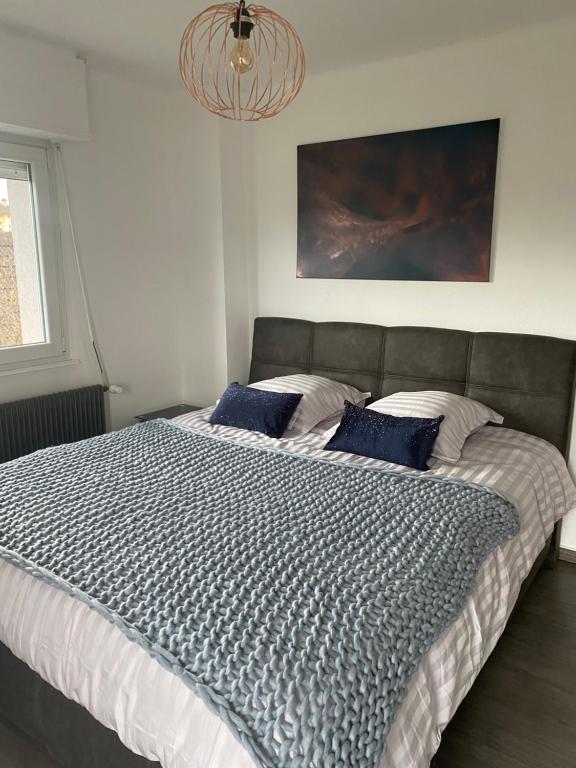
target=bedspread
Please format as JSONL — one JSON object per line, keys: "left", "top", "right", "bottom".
{"left": 0, "top": 420, "right": 520, "bottom": 768}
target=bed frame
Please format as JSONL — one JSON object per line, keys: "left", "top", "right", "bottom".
{"left": 2, "top": 318, "right": 575, "bottom": 768}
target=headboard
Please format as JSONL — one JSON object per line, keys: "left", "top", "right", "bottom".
{"left": 249, "top": 317, "right": 576, "bottom": 458}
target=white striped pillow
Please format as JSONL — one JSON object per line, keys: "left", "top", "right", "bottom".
{"left": 249, "top": 375, "right": 370, "bottom": 435}
{"left": 365, "top": 391, "right": 503, "bottom": 463}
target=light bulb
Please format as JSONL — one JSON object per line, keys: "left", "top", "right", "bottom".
{"left": 230, "top": 38, "right": 254, "bottom": 74}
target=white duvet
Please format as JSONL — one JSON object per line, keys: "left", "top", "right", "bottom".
{"left": 1, "top": 409, "right": 575, "bottom": 768}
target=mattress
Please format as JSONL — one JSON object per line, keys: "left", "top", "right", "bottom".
{"left": 1, "top": 409, "right": 575, "bottom": 768}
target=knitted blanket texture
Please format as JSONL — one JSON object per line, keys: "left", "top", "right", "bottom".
{"left": 0, "top": 420, "right": 519, "bottom": 767}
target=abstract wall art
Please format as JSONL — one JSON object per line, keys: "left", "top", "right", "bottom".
{"left": 297, "top": 119, "right": 500, "bottom": 281}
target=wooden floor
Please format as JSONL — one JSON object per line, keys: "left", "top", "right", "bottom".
{"left": 0, "top": 718, "right": 58, "bottom": 768}
{"left": 1, "top": 562, "right": 575, "bottom": 768}
{"left": 433, "top": 561, "right": 576, "bottom": 768}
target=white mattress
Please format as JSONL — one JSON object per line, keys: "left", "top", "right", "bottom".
{"left": 1, "top": 409, "right": 575, "bottom": 768}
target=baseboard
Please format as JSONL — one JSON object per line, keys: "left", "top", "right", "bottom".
{"left": 559, "top": 547, "right": 576, "bottom": 564}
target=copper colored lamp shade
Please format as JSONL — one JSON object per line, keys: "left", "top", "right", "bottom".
{"left": 179, "top": 2, "right": 305, "bottom": 121}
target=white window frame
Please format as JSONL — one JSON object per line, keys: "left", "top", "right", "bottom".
{"left": 0, "top": 137, "right": 67, "bottom": 369}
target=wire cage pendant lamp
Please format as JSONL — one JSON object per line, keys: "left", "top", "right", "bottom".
{"left": 179, "top": 2, "right": 305, "bottom": 121}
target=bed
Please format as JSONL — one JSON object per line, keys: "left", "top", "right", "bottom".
{"left": 1, "top": 318, "right": 576, "bottom": 768}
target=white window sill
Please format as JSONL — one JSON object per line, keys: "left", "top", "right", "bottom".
{"left": 0, "top": 358, "right": 82, "bottom": 377}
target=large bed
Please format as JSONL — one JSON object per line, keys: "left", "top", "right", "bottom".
{"left": 1, "top": 318, "right": 576, "bottom": 768}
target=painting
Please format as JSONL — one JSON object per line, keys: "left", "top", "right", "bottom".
{"left": 297, "top": 119, "right": 500, "bottom": 281}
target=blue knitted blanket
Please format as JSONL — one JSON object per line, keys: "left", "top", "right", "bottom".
{"left": 0, "top": 420, "right": 519, "bottom": 768}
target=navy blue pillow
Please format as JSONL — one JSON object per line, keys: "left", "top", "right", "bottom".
{"left": 324, "top": 400, "right": 444, "bottom": 471}
{"left": 209, "top": 382, "right": 303, "bottom": 439}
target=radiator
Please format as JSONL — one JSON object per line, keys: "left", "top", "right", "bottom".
{"left": 0, "top": 385, "right": 106, "bottom": 463}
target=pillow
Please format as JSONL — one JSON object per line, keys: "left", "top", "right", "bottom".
{"left": 249, "top": 374, "right": 370, "bottom": 435}
{"left": 324, "top": 400, "right": 444, "bottom": 471}
{"left": 363, "top": 391, "right": 503, "bottom": 463}
{"left": 209, "top": 382, "right": 302, "bottom": 438}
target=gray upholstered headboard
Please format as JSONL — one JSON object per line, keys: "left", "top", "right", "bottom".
{"left": 249, "top": 317, "right": 576, "bottom": 458}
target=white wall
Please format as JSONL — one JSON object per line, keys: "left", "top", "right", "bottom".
{"left": 0, "top": 27, "right": 89, "bottom": 140}
{"left": 62, "top": 68, "right": 228, "bottom": 426}
{"left": 0, "top": 65, "right": 227, "bottom": 428}
{"left": 2, "top": 19, "right": 575, "bottom": 548}
{"left": 249, "top": 17, "right": 576, "bottom": 548}
{"left": 219, "top": 121, "right": 258, "bottom": 383}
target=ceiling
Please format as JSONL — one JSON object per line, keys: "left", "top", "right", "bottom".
{"left": 1, "top": 0, "right": 575, "bottom": 89}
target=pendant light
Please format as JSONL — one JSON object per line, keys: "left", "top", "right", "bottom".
{"left": 179, "top": 2, "right": 305, "bottom": 121}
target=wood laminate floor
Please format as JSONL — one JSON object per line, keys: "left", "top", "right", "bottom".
{"left": 0, "top": 718, "right": 58, "bottom": 768}
{"left": 433, "top": 561, "right": 576, "bottom": 768}
{"left": 0, "top": 562, "right": 574, "bottom": 768}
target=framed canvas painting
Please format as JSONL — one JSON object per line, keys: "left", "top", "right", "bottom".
{"left": 297, "top": 119, "right": 500, "bottom": 281}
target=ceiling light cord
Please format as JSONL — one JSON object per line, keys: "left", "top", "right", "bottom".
{"left": 54, "top": 143, "right": 121, "bottom": 394}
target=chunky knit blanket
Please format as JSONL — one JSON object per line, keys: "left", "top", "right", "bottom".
{"left": 0, "top": 420, "right": 519, "bottom": 768}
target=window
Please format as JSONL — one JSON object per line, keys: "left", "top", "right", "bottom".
{"left": 0, "top": 139, "right": 65, "bottom": 367}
